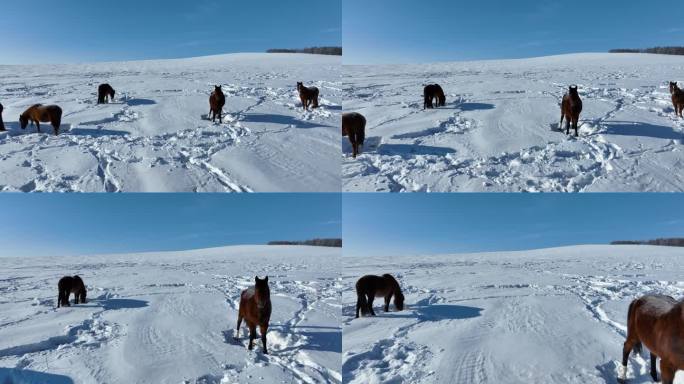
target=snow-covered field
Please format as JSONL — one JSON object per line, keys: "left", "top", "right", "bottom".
{"left": 342, "top": 245, "right": 684, "bottom": 383}
{"left": 343, "top": 53, "right": 684, "bottom": 192}
{"left": 0, "top": 53, "right": 341, "bottom": 192}
{"left": 0, "top": 245, "right": 341, "bottom": 384}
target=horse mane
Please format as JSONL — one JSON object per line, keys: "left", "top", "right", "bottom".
{"left": 382, "top": 274, "right": 402, "bottom": 294}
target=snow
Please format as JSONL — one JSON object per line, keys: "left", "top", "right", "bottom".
{"left": 342, "top": 245, "right": 684, "bottom": 383}
{"left": 0, "top": 245, "right": 341, "bottom": 384}
{"left": 342, "top": 53, "right": 684, "bottom": 192}
{"left": 0, "top": 53, "right": 341, "bottom": 192}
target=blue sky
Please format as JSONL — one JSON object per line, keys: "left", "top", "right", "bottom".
{"left": 0, "top": 194, "right": 341, "bottom": 257}
{"left": 343, "top": 0, "right": 684, "bottom": 64}
{"left": 343, "top": 194, "right": 684, "bottom": 257}
{"left": 0, "top": 0, "right": 341, "bottom": 64}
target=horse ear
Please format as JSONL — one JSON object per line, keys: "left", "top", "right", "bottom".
{"left": 264, "top": 276, "right": 268, "bottom": 283}
{"left": 255, "top": 276, "right": 259, "bottom": 282}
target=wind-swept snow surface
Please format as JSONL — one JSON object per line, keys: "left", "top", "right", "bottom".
{"left": 343, "top": 53, "right": 684, "bottom": 192}
{"left": 0, "top": 245, "right": 341, "bottom": 384}
{"left": 0, "top": 53, "right": 341, "bottom": 192}
{"left": 343, "top": 245, "right": 684, "bottom": 383}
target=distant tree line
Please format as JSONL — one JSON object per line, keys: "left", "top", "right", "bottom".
{"left": 268, "top": 238, "right": 342, "bottom": 247}
{"left": 266, "top": 47, "right": 342, "bottom": 56}
{"left": 609, "top": 47, "right": 684, "bottom": 56}
{"left": 611, "top": 238, "right": 684, "bottom": 247}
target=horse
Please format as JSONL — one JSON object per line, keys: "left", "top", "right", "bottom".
{"left": 355, "top": 274, "right": 405, "bottom": 318}
{"left": 0, "top": 103, "right": 5, "bottom": 131}
{"left": 423, "top": 84, "right": 446, "bottom": 109}
{"left": 342, "top": 112, "right": 366, "bottom": 158}
{"left": 296, "top": 82, "right": 319, "bottom": 111}
{"left": 97, "top": 84, "right": 116, "bottom": 104}
{"left": 619, "top": 294, "right": 684, "bottom": 384}
{"left": 670, "top": 81, "right": 684, "bottom": 118}
{"left": 560, "top": 85, "right": 583, "bottom": 136}
{"left": 20, "top": 104, "right": 62, "bottom": 135}
{"left": 209, "top": 85, "right": 226, "bottom": 123}
{"left": 235, "top": 276, "right": 272, "bottom": 353}
{"left": 57, "top": 275, "right": 87, "bottom": 307}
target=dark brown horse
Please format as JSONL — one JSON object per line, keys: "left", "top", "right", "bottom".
{"left": 619, "top": 294, "right": 684, "bottom": 384}
{"left": 57, "top": 275, "right": 87, "bottom": 307}
{"left": 560, "top": 85, "right": 583, "bottom": 136}
{"left": 0, "top": 103, "right": 5, "bottom": 131}
{"left": 297, "top": 82, "right": 319, "bottom": 111}
{"left": 20, "top": 104, "right": 62, "bottom": 135}
{"left": 355, "top": 274, "right": 405, "bottom": 318}
{"left": 670, "top": 81, "right": 684, "bottom": 118}
{"left": 235, "top": 276, "right": 272, "bottom": 353}
{"left": 209, "top": 85, "right": 226, "bottom": 122}
{"left": 342, "top": 112, "right": 366, "bottom": 158}
{"left": 423, "top": 84, "right": 446, "bottom": 109}
{"left": 97, "top": 84, "right": 116, "bottom": 104}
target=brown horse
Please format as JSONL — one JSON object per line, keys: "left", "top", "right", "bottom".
{"left": 355, "top": 274, "right": 405, "bottom": 318}
{"left": 57, "top": 275, "right": 87, "bottom": 307}
{"left": 209, "top": 85, "right": 226, "bottom": 122}
{"left": 97, "top": 84, "right": 116, "bottom": 104}
{"left": 423, "top": 84, "right": 446, "bottom": 109}
{"left": 619, "top": 294, "right": 684, "bottom": 384}
{"left": 297, "top": 82, "right": 319, "bottom": 111}
{"left": 235, "top": 276, "right": 272, "bottom": 353}
{"left": 20, "top": 104, "right": 62, "bottom": 135}
{"left": 560, "top": 85, "right": 583, "bottom": 136}
{"left": 669, "top": 81, "right": 684, "bottom": 118}
{"left": 0, "top": 103, "right": 5, "bottom": 131}
{"left": 342, "top": 112, "right": 366, "bottom": 158}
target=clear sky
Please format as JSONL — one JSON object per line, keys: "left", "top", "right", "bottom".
{"left": 343, "top": 194, "right": 684, "bottom": 257}
{"left": 343, "top": 0, "right": 684, "bottom": 64}
{"left": 0, "top": 194, "right": 341, "bottom": 257}
{"left": 0, "top": 0, "right": 341, "bottom": 64}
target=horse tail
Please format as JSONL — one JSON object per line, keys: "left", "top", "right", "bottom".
{"left": 313, "top": 89, "right": 319, "bottom": 108}
{"left": 358, "top": 119, "right": 365, "bottom": 146}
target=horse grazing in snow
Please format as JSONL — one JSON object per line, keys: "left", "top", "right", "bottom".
{"left": 342, "top": 112, "right": 366, "bottom": 158}
{"left": 20, "top": 104, "right": 63, "bottom": 135}
{"left": 355, "top": 274, "right": 405, "bottom": 318}
{"left": 619, "top": 294, "right": 684, "bottom": 384}
{"left": 57, "top": 275, "right": 87, "bottom": 307}
{"left": 560, "top": 85, "right": 582, "bottom": 136}
{"left": 97, "top": 84, "right": 116, "bottom": 104}
{"left": 297, "top": 82, "right": 319, "bottom": 111}
{"left": 423, "top": 84, "right": 446, "bottom": 109}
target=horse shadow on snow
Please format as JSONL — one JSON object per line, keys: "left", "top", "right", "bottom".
{"left": 0, "top": 368, "right": 74, "bottom": 384}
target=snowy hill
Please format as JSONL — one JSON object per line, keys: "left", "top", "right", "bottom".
{"left": 342, "top": 245, "right": 684, "bottom": 383}
{"left": 0, "top": 53, "right": 341, "bottom": 192}
{"left": 0, "top": 245, "right": 341, "bottom": 384}
{"left": 343, "top": 53, "right": 684, "bottom": 192}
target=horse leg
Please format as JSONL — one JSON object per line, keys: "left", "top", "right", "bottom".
{"left": 574, "top": 118, "right": 579, "bottom": 137}
{"left": 650, "top": 353, "right": 658, "bottom": 382}
{"left": 35, "top": 121, "right": 41, "bottom": 133}
{"left": 660, "top": 359, "right": 675, "bottom": 384}
{"left": 259, "top": 324, "right": 268, "bottom": 354}
{"left": 53, "top": 121, "right": 60, "bottom": 136}
{"left": 248, "top": 325, "right": 256, "bottom": 350}
{"left": 356, "top": 294, "right": 362, "bottom": 318}
{"left": 565, "top": 118, "right": 570, "bottom": 135}
{"left": 384, "top": 295, "right": 391, "bottom": 312}
{"left": 234, "top": 315, "right": 243, "bottom": 339}
{"left": 559, "top": 113, "right": 564, "bottom": 131}
{"left": 620, "top": 337, "right": 637, "bottom": 383}
{"left": 367, "top": 293, "right": 376, "bottom": 316}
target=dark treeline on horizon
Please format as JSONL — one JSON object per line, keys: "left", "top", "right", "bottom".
{"left": 268, "top": 238, "right": 342, "bottom": 247}
{"left": 610, "top": 46, "right": 684, "bottom": 56}
{"left": 267, "top": 47, "right": 342, "bottom": 56}
{"left": 611, "top": 238, "right": 684, "bottom": 247}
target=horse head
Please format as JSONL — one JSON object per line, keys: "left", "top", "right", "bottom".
{"left": 19, "top": 114, "right": 28, "bottom": 129}
{"left": 394, "top": 291, "right": 405, "bottom": 311}
{"left": 296, "top": 82, "right": 304, "bottom": 91}
{"left": 670, "top": 81, "right": 679, "bottom": 94}
{"left": 254, "top": 276, "right": 270, "bottom": 309}
{"left": 569, "top": 85, "right": 579, "bottom": 96}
